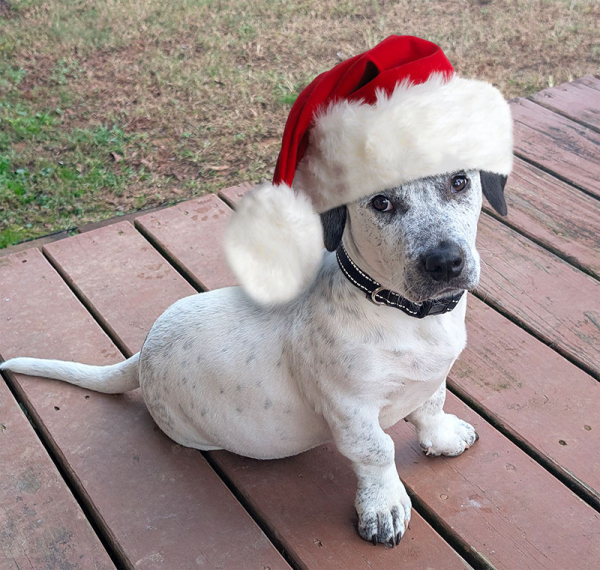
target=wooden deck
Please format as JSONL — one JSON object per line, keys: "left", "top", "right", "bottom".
{"left": 1, "top": 77, "right": 599, "bottom": 570}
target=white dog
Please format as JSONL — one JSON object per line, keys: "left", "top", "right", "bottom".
{"left": 1, "top": 168, "right": 508, "bottom": 547}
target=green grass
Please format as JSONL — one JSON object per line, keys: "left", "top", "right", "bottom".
{"left": 0, "top": 0, "right": 598, "bottom": 248}
{"left": 0, "top": 98, "right": 150, "bottom": 246}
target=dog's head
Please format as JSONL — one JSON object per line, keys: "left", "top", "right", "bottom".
{"left": 321, "top": 170, "right": 507, "bottom": 303}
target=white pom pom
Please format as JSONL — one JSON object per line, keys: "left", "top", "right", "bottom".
{"left": 224, "top": 183, "right": 324, "bottom": 305}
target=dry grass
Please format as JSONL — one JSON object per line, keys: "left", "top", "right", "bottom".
{"left": 0, "top": 0, "right": 598, "bottom": 246}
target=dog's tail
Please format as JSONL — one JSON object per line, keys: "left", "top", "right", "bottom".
{"left": 0, "top": 353, "right": 140, "bottom": 394}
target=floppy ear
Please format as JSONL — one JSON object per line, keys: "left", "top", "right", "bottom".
{"left": 480, "top": 171, "right": 508, "bottom": 216}
{"left": 320, "top": 206, "right": 347, "bottom": 251}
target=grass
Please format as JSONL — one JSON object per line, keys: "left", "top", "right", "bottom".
{"left": 0, "top": 0, "right": 598, "bottom": 247}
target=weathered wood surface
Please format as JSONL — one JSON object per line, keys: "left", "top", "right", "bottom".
{"left": 0, "top": 379, "right": 116, "bottom": 570}
{"left": 390, "top": 396, "right": 600, "bottom": 570}
{"left": 215, "top": 391, "right": 600, "bottom": 570}
{"left": 0, "top": 249, "right": 290, "bottom": 570}
{"left": 511, "top": 98, "right": 600, "bottom": 196}
{"left": 49, "top": 200, "right": 600, "bottom": 570}
{"left": 575, "top": 75, "right": 600, "bottom": 91}
{"left": 529, "top": 77, "right": 600, "bottom": 131}
{"left": 44, "top": 222, "right": 470, "bottom": 570}
{"left": 489, "top": 157, "right": 600, "bottom": 279}
{"left": 135, "top": 194, "right": 236, "bottom": 291}
{"left": 218, "top": 183, "right": 252, "bottom": 206}
{"left": 218, "top": 182, "right": 255, "bottom": 208}
{"left": 477, "top": 213, "right": 600, "bottom": 377}
{"left": 44, "top": 221, "right": 193, "bottom": 355}
{"left": 455, "top": 296, "right": 600, "bottom": 506}
{"left": 214, "top": 388, "right": 600, "bottom": 570}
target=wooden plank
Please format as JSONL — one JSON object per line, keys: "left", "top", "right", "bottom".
{"left": 134, "top": 194, "right": 236, "bottom": 291}
{"left": 63, "top": 202, "right": 600, "bottom": 569}
{"left": 389, "top": 396, "right": 600, "bottom": 570}
{"left": 492, "top": 157, "right": 600, "bottom": 279}
{"left": 44, "top": 221, "right": 194, "bottom": 354}
{"left": 210, "top": 445, "right": 474, "bottom": 570}
{"left": 218, "top": 183, "right": 253, "bottom": 206}
{"left": 0, "top": 378, "right": 116, "bottom": 570}
{"left": 45, "top": 222, "right": 470, "bottom": 570}
{"left": 0, "top": 249, "right": 290, "bottom": 570}
{"left": 575, "top": 76, "right": 600, "bottom": 91}
{"left": 510, "top": 98, "right": 600, "bottom": 197}
{"left": 529, "top": 79, "right": 600, "bottom": 131}
{"left": 455, "top": 296, "right": 600, "bottom": 505}
{"left": 218, "top": 182, "right": 255, "bottom": 208}
{"left": 477, "top": 213, "right": 600, "bottom": 377}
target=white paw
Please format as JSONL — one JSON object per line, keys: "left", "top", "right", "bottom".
{"left": 419, "top": 413, "right": 478, "bottom": 457}
{"left": 355, "top": 466, "right": 412, "bottom": 547}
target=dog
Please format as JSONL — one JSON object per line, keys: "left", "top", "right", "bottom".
{"left": 0, "top": 168, "right": 507, "bottom": 547}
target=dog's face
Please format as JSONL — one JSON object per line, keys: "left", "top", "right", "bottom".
{"left": 322, "top": 170, "right": 507, "bottom": 303}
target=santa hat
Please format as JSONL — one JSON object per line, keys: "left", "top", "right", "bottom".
{"left": 225, "top": 35, "right": 513, "bottom": 305}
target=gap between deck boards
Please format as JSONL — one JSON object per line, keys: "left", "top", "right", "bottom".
{"left": 471, "top": 284, "right": 600, "bottom": 384}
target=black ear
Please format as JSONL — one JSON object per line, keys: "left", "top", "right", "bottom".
{"left": 480, "top": 171, "right": 508, "bottom": 216}
{"left": 320, "top": 206, "right": 347, "bottom": 251}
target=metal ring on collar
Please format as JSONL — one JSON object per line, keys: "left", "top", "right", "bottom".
{"left": 371, "top": 286, "right": 386, "bottom": 305}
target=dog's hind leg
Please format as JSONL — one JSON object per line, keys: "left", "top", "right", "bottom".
{"left": 406, "top": 380, "right": 478, "bottom": 457}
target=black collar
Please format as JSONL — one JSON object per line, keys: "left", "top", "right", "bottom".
{"left": 335, "top": 243, "right": 464, "bottom": 319}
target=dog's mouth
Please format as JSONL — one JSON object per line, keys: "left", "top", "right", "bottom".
{"left": 430, "top": 285, "right": 466, "bottom": 299}
{"left": 406, "top": 286, "right": 466, "bottom": 304}
{"left": 401, "top": 270, "right": 479, "bottom": 304}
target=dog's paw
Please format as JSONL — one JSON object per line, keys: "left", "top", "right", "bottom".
{"left": 355, "top": 467, "right": 412, "bottom": 547}
{"left": 418, "top": 413, "right": 478, "bottom": 457}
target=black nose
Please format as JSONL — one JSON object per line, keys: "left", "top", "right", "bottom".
{"left": 421, "top": 241, "right": 464, "bottom": 282}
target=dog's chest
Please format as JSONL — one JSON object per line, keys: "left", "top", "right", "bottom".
{"left": 370, "top": 316, "right": 466, "bottom": 426}
{"left": 372, "top": 311, "right": 467, "bottom": 385}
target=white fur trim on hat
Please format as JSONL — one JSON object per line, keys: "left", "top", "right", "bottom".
{"left": 225, "top": 183, "right": 324, "bottom": 305}
{"left": 294, "top": 74, "right": 513, "bottom": 212}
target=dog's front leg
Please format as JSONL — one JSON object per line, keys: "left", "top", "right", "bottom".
{"left": 328, "top": 408, "right": 411, "bottom": 546}
{"left": 406, "top": 381, "right": 478, "bottom": 457}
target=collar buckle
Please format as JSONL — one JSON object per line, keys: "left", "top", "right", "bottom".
{"left": 370, "top": 286, "right": 386, "bottom": 305}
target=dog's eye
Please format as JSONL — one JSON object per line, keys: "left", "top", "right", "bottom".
{"left": 451, "top": 174, "right": 469, "bottom": 193}
{"left": 371, "top": 195, "right": 393, "bottom": 212}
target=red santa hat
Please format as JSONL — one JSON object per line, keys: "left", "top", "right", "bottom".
{"left": 225, "top": 35, "right": 513, "bottom": 304}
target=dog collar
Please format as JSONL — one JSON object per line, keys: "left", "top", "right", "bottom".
{"left": 335, "top": 244, "right": 464, "bottom": 318}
